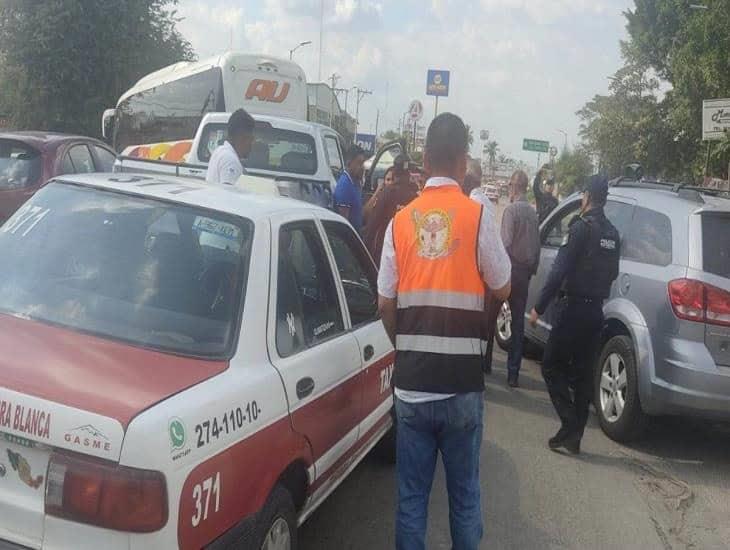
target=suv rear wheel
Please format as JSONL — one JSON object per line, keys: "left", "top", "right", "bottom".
{"left": 594, "top": 335, "right": 648, "bottom": 442}
{"left": 495, "top": 302, "right": 512, "bottom": 351}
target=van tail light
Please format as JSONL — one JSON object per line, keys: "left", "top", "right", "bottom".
{"left": 46, "top": 452, "right": 167, "bottom": 533}
{"left": 668, "top": 279, "right": 730, "bottom": 327}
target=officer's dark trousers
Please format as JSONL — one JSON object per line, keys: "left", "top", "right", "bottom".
{"left": 541, "top": 298, "right": 603, "bottom": 435}
{"left": 507, "top": 266, "right": 531, "bottom": 377}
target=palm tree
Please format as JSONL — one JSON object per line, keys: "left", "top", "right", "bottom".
{"left": 485, "top": 140, "right": 499, "bottom": 174}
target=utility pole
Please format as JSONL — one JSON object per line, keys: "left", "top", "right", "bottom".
{"left": 318, "top": 0, "right": 324, "bottom": 81}
{"left": 374, "top": 109, "right": 380, "bottom": 144}
{"left": 353, "top": 86, "right": 372, "bottom": 142}
{"left": 334, "top": 88, "right": 349, "bottom": 115}
{"left": 328, "top": 73, "right": 340, "bottom": 127}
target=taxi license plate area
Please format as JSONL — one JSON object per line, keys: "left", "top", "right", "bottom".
{"left": 0, "top": 434, "right": 50, "bottom": 548}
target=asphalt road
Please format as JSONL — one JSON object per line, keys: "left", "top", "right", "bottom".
{"left": 299, "top": 349, "right": 730, "bottom": 550}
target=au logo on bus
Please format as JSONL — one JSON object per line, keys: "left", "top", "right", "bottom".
{"left": 245, "top": 79, "right": 290, "bottom": 103}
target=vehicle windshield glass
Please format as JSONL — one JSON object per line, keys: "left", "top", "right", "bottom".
{"left": 0, "top": 140, "right": 42, "bottom": 189}
{"left": 198, "top": 123, "right": 317, "bottom": 175}
{"left": 702, "top": 213, "right": 730, "bottom": 279}
{"left": 0, "top": 182, "right": 252, "bottom": 357}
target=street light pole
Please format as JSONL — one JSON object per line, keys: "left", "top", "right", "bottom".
{"left": 289, "top": 41, "right": 312, "bottom": 60}
{"left": 353, "top": 86, "right": 372, "bottom": 143}
{"left": 557, "top": 129, "right": 568, "bottom": 151}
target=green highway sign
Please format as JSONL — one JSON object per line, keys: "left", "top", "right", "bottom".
{"left": 522, "top": 138, "right": 550, "bottom": 153}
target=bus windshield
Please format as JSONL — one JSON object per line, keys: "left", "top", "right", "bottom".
{"left": 114, "top": 67, "right": 224, "bottom": 154}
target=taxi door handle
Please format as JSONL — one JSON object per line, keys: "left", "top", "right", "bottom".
{"left": 363, "top": 345, "right": 374, "bottom": 361}
{"left": 296, "top": 377, "right": 315, "bottom": 399}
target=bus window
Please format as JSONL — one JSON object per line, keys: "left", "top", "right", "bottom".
{"left": 114, "top": 67, "right": 224, "bottom": 153}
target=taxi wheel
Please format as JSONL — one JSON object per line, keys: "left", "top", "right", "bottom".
{"left": 257, "top": 484, "right": 297, "bottom": 550}
{"left": 495, "top": 302, "right": 512, "bottom": 351}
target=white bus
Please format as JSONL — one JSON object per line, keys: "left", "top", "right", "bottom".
{"left": 103, "top": 52, "right": 308, "bottom": 161}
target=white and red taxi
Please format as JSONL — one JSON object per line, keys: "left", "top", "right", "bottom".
{"left": 0, "top": 173, "right": 394, "bottom": 549}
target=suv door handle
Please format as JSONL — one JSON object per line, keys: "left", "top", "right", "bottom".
{"left": 363, "top": 345, "right": 374, "bottom": 361}
{"left": 296, "top": 377, "right": 315, "bottom": 399}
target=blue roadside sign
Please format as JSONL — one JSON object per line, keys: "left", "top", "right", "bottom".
{"left": 426, "top": 70, "right": 450, "bottom": 97}
{"left": 355, "top": 133, "right": 376, "bottom": 155}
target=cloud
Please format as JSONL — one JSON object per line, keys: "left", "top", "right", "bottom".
{"left": 175, "top": 0, "right": 633, "bottom": 163}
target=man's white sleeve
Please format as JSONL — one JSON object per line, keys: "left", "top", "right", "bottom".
{"left": 220, "top": 159, "right": 243, "bottom": 185}
{"left": 377, "top": 221, "right": 399, "bottom": 299}
{"left": 478, "top": 206, "right": 511, "bottom": 290}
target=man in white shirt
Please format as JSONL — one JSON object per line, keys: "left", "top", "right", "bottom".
{"left": 206, "top": 108, "right": 255, "bottom": 185}
{"left": 378, "top": 113, "right": 511, "bottom": 550}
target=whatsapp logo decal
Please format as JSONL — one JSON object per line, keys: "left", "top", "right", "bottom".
{"left": 169, "top": 418, "right": 186, "bottom": 450}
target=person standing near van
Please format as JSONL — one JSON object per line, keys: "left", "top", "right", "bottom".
{"left": 530, "top": 175, "right": 620, "bottom": 453}
{"left": 533, "top": 164, "right": 558, "bottom": 223}
{"left": 378, "top": 113, "right": 511, "bottom": 550}
{"left": 334, "top": 145, "right": 367, "bottom": 232}
{"left": 206, "top": 108, "right": 255, "bottom": 185}
{"left": 501, "top": 170, "right": 540, "bottom": 387}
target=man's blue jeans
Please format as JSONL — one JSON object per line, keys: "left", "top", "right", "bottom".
{"left": 395, "top": 392, "right": 484, "bottom": 550}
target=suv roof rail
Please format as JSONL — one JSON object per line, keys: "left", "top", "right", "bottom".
{"left": 610, "top": 177, "right": 730, "bottom": 201}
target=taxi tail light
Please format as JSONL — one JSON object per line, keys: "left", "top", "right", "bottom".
{"left": 668, "top": 279, "right": 730, "bottom": 327}
{"left": 46, "top": 452, "right": 168, "bottom": 533}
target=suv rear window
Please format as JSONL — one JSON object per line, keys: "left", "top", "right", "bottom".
{"left": 702, "top": 213, "right": 730, "bottom": 278}
{"left": 0, "top": 140, "right": 41, "bottom": 189}
{"left": 0, "top": 183, "right": 252, "bottom": 357}
{"left": 197, "top": 123, "right": 317, "bottom": 175}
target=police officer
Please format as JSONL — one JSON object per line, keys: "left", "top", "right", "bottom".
{"left": 529, "top": 175, "right": 620, "bottom": 454}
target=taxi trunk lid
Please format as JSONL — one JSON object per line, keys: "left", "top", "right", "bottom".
{"left": 0, "top": 312, "right": 228, "bottom": 548}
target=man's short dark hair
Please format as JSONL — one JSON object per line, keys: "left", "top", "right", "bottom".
{"left": 228, "top": 108, "right": 255, "bottom": 139}
{"left": 425, "top": 113, "right": 468, "bottom": 172}
{"left": 345, "top": 144, "right": 366, "bottom": 164}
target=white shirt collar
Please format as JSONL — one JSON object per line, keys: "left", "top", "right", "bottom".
{"left": 425, "top": 177, "right": 460, "bottom": 189}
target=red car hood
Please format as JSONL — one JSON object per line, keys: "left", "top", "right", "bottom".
{"left": 0, "top": 313, "right": 228, "bottom": 431}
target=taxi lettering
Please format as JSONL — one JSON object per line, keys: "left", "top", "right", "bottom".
{"left": 0, "top": 399, "right": 51, "bottom": 440}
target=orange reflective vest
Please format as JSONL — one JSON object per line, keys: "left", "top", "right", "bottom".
{"left": 392, "top": 182, "right": 485, "bottom": 393}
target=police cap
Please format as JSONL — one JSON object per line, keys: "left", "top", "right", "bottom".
{"left": 584, "top": 174, "right": 609, "bottom": 204}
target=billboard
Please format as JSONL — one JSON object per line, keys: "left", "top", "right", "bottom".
{"left": 702, "top": 98, "right": 730, "bottom": 141}
{"left": 355, "top": 133, "right": 376, "bottom": 155}
{"left": 426, "top": 70, "right": 450, "bottom": 97}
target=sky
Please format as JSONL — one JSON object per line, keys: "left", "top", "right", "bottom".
{"left": 176, "top": 0, "right": 635, "bottom": 164}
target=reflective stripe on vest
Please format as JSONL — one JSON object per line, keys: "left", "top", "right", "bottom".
{"left": 396, "top": 334, "right": 483, "bottom": 355}
{"left": 397, "top": 289, "right": 484, "bottom": 311}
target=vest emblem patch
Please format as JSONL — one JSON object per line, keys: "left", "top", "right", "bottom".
{"left": 412, "top": 208, "right": 460, "bottom": 260}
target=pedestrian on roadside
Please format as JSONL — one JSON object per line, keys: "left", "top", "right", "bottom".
{"left": 501, "top": 170, "right": 540, "bottom": 387}
{"left": 529, "top": 175, "right": 620, "bottom": 454}
{"left": 378, "top": 113, "right": 511, "bottom": 550}
{"left": 463, "top": 159, "right": 499, "bottom": 375}
{"left": 533, "top": 164, "right": 559, "bottom": 223}
{"left": 206, "top": 108, "right": 255, "bottom": 185}
{"left": 362, "top": 154, "right": 418, "bottom": 264}
{"left": 334, "top": 144, "right": 367, "bottom": 232}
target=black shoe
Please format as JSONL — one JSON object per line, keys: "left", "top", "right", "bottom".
{"left": 548, "top": 426, "right": 571, "bottom": 448}
{"left": 549, "top": 431, "right": 581, "bottom": 455}
{"left": 507, "top": 374, "right": 519, "bottom": 387}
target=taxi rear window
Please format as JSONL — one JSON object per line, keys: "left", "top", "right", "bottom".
{"left": 0, "top": 182, "right": 252, "bottom": 358}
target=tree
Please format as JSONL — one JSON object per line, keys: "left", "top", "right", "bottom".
{"left": 0, "top": 0, "right": 194, "bottom": 137}
{"left": 465, "top": 124, "right": 474, "bottom": 147}
{"left": 553, "top": 147, "right": 594, "bottom": 196}
{"left": 381, "top": 129, "right": 403, "bottom": 142}
{"left": 484, "top": 140, "right": 499, "bottom": 171}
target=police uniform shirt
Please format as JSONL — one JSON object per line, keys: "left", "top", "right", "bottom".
{"left": 534, "top": 209, "right": 619, "bottom": 315}
{"left": 206, "top": 141, "right": 245, "bottom": 185}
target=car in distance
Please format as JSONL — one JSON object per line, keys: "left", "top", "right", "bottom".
{"left": 498, "top": 178, "right": 730, "bottom": 442}
{"left": 0, "top": 172, "right": 394, "bottom": 549}
{"left": 0, "top": 131, "right": 116, "bottom": 223}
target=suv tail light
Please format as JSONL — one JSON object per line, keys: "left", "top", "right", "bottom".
{"left": 46, "top": 452, "right": 167, "bottom": 533}
{"left": 668, "top": 279, "right": 730, "bottom": 327}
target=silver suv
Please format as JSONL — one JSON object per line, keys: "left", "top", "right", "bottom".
{"left": 497, "top": 179, "right": 730, "bottom": 441}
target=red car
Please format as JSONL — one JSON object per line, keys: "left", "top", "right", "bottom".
{"left": 0, "top": 131, "right": 116, "bottom": 223}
